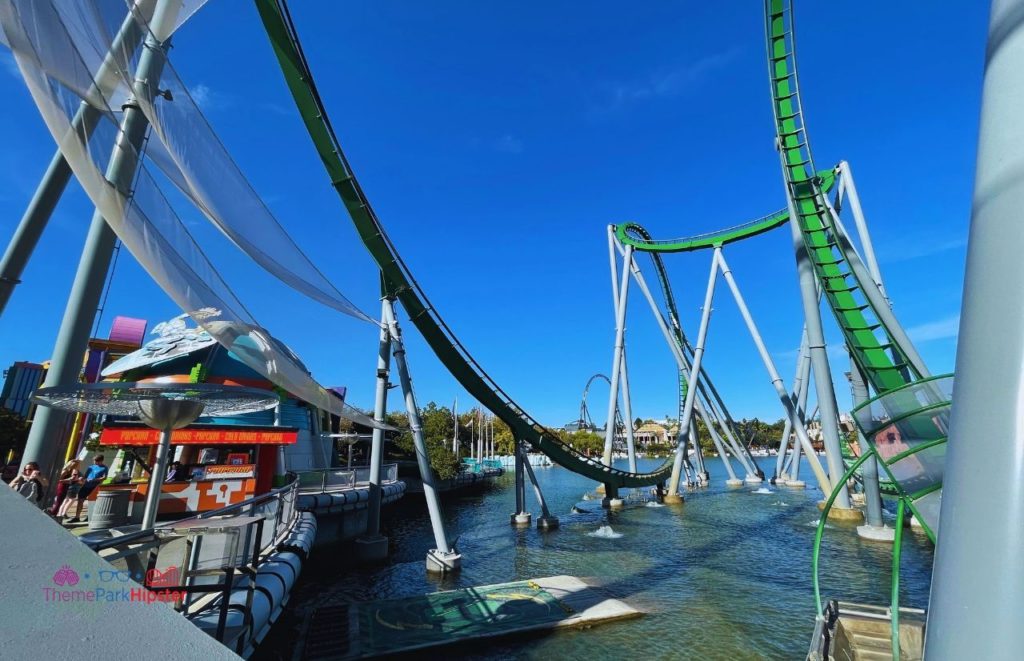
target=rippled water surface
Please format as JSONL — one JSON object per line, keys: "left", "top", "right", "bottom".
{"left": 258, "top": 457, "right": 933, "bottom": 660}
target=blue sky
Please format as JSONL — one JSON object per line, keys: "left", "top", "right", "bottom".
{"left": 0, "top": 2, "right": 986, "bottom": 425}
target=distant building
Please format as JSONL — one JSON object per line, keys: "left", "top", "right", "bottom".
{"left": 634, "top": 422, "right": 668, "bottom": 446}
{"left": 0, "top": 361, "right": 46, "bottom": 418}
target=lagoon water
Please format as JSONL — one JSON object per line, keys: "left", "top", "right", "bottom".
{"left": 257, "top": 457, "right": 933, "bottom": 660}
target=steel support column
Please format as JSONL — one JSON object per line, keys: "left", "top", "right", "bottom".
{"left": 849, "top": 359, "right": 884, "bottom": 530}
{"left": 365, "top": 300, "right": 392, "bottom": 541}
{"left": 926, "top": 1, "right": 1024, "bottom": 655}
{"left": 383, "top": 300, "right": 460, "bottom": 572}
{"left": 715, "top": 250, "right": 831, "bottom": 493}
{"left": 618, "top": 345, "right": 638, "bottom": 473}
{"left": 19, "top": 0, "right": 176, "bottom": 496}
{"left": 0, "top": 2, "right": 153, "bottom": 317}
{"left": 787, "top": 201, "right": 851, "bottom": 509}
{"left": 776, "top": 327, "right": 808, "bottom": 481}
{"left": 603, "top": 245, "right": 633, "bottom": 466}
{"left": 668, "top": 249, "right": 719, "bottom": 496}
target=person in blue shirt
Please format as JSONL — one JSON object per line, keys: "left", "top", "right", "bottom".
{"left": 67, "top": 454, "right": 108, "bottom": 524}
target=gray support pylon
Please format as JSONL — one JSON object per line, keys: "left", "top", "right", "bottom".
{"left": 603, "top": 245, "right": 634, "bottom": 466}
{"left": 707, "top": 419, "right": 739, "bottom": 482}
{"left": 618, "top": 346, "right": 638, "bottom": 473}
{"left": 783, "top": 329, "right": 812, "bottom": 479}
{"left": 692, "top": 390, "right": 741, "bottom": 479}
{"left": 382, "top": 300, "right": 457, "bottom": 562}
{"left": 699, "top": 382, "right": 759, "bottom": 478}
{"left": 0, "top": 3, "right": 153, "bottom": 317}
{"left": 836, "top": 161, "right": 887, "bottom": 301}
{"left": 787, "top": 353, "right": 813, "bottom": 482}
{"left": 926, "top": 2, "right": 1024, "bottom": 655}
{"left": 514, "top": 440, "right": 527, "bottom": 514}
{"left": 365, "top": 299, "right": 393, "bottom": 540}
{"left": 451, "top": 397, "right": 458, "bottom": 454}
{"left": 521, "top": 446, "right": 552, "bottom": 519}
{"left": 140, "top": 427, "right": 173, "bottom": 531}
{"left": 706, "top": 398, "right": 757, "bottom": 478}
{"left": 668, "top": 249, "right": 719, "bottom": 496}
{"left": 617, "top": 245, "right": 713, "bottom": 482}
{"left": 848, "top": 359, "right": 884, "bottom": 529}
{"left": 715, "top": 250, "right": 832, "bottom": 493}
{"left": 775, "top": 328, "right": 808, "bottom": 480}
{"left": 786, "top": 202, "right": 852, "bottom": 509}
{"left": 19, "top": 0, "right": 177, "bottom": 495}
{"left": 688, "top": 427, "right": 707, "bottom": 482}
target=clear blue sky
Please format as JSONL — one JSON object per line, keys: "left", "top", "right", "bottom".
{"left": 0, "top": 2, "right": 986, "bottom": 425}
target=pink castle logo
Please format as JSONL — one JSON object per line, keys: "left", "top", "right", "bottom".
{"left": 52, "top": 565, "right": 80, "bottom": 586}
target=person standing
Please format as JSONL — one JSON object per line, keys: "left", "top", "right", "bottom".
{"left": 67, "top": 454, "right": 107, "bottom": 524}
{"left": 49, "top": 459, "right": 81, "bottom": 516}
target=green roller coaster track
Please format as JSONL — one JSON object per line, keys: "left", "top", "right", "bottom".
{"left": 254, "top": 0, "right": 947, "bottom": 507}
{"left": 254, "top": 0, "right": 672, "bottom": 489}
{"left": 615, "top": 169, "right": 833, "bottom": 254}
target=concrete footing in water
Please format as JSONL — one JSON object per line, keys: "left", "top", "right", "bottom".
{"left": 725, "top": 479, "right": 744, "bottom": 488}
{"left": 662, "top": 493, "right": 684, "bottom": 505}
{"left": 744, "top": 475, "right": 763, "bottom": 484}
{"left": 426, "top": 548, "right": 462, "bottom": 574}
{"left": 817, "top": 501, "right": 866, "bottom": 524}
{"left": 510, "top": 512, "right": 532, "bottom": 527}
{"left": 354, "top": 534, "right": 389, "bottom": 562}
{"left": 856, "top": 524, "right": 895, "bottom": 543}
{"left": 602, "top": 497, "right": 624, "bottom": 509}
{"left": 784, "top": 480, "right": 806, "bottom": 489}
{"left": 537, "top": 515, "right": 560, "bottom": 531}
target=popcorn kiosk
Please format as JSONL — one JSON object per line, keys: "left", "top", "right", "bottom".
{"left": 97, "top": 423, "right": 298, "bottom": 518}
{"left": 82, "top": 314, "right": 333, "bottom": 523}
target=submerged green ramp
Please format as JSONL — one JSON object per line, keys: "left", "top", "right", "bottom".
{"left": 301, "top": 576, "right": 641, "bottom": 659}
{"left": 255, "top": 0, "right": 672, "bottom": 489}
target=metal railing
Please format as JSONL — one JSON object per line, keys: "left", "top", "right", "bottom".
{"left": 294, "top": 463, "right": 398, "bottom": 493}
{"left": 81, "top": 476, "right": 304, "bottom": 653}
{"left": 85, "top": 474, "right": 300, "bottom": 558}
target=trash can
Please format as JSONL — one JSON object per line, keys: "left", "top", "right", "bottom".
{"left": 88, "top": 489, "right": 131, "bottom": 531}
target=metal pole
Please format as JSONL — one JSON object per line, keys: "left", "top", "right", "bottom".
{"left": 927, "top": 2, "right": 1024, "bottom": 654}
{"left": 849, "top": 359, "right": 884, "bottom": 530}
{"left": 619, "top": 246, "right": 717, "bottom": 483}
{"left": 618, "top": 346, "right": 638, "bottom": 473}
{"left": 715, "top": 250, "right": 832, "bottom": 493}
{"left": 784, "top": 351, "right": 812, "bottom": 482}
{"left": 837, "top": 161, "right": 887, "bottom": 300}
{"left": 669, "top": 250, "right": 719, "bottom": 495}
{"left": 784, "top": 330, "right": 812, "bottom": 479}
{"left": 522, "top": 449, "right": 552, "bottom": 519}
{"left": 603, "top": 245, "right": 633, "bottom": 466}
{"left": 140, "top": 427, "right": 172, "bottom": 531}
{"left": 365, "top": 299, "right": 392, "bottom": 539}
{"left": 0, "top": 1, "right": 154, "bottom": 316}
{"left": 514, "top": 440, "right": 526, "bottom": 517}
{"left": 696, "top": 377, "right": 758, "bottom": 478}
{"left": 786, "top": 201, "right": 852, "bottom": 509}
{"left": 19, "top": 0, "right": 177, "bottom": 497}
{"left": 707, "top": 419, "right": 739, "bottom": 482}
{"left": 451, "top": 397, "right": 458, "bottom": 455}
{"left": 776, "top": 328, "right": 808, "bottom": 480}
{"left": 383, "top": 300, "right": 459, "bottom": 570}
